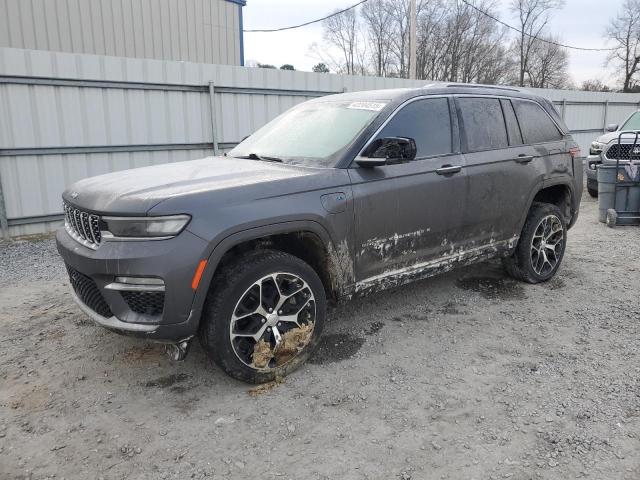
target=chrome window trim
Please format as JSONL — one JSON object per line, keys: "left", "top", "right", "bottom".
{"left": 354, "top": 94, "right": 454, "bottom": 163}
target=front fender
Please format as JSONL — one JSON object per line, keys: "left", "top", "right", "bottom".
{"left": 186, "top": 219, "right": 343, "bottom": 332}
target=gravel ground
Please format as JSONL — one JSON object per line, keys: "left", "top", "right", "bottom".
{"left": 1, "top": 192, "right": 640, "bottom": 480}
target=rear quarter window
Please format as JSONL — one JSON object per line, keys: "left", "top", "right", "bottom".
{"left": 458, "top": 97, "right": 509, "bottom": 151}
{"left": 513, "top": 99, "right": 563, "bottom": 144}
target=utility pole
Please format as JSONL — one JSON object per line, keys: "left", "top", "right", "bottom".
{"left": 409, "top": 0, "right": 417, "bottom": 80}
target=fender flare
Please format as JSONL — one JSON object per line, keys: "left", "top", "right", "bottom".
{"left": 188, "top": 219, "right": 337, "bottom": 327}
{"left": 517, "top": 178, "right": 576, "bottom": 233}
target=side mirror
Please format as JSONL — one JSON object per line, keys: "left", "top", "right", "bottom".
{"left": 606, "top": 124, "right": 618, "bottom": 132}
{"left": 356, "top": 137, "right": 417, "bottom": 167}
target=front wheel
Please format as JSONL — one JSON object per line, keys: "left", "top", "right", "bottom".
{"left": 199, "top": 250, "right": 326, "bottom": 384}
{"left": 503, "top": 203, "right": 567, "bottom": 284}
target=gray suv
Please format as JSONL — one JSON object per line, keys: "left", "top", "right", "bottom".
{"left": 57, "top": 84, "right": 583, "bottom": 383}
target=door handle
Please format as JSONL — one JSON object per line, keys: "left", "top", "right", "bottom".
{"left": 436, "top": 165, "right": 462, "bottom": 175}
{"left": 515, "top": 154, "right": 534, "bottom": 164}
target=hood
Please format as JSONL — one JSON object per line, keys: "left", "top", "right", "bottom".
{"left": 63, "top": 156, "right": 327, "bottom": 214}
{"left": 595, "top": 129, "right": 640, "bottom": 145}
{"left": 595, "top": 131, "right": 622, "bottom": 145}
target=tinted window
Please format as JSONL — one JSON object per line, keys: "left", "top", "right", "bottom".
{"left": 513, "top": 99, "right": 563, "bottom": 143}
{"left": 458, "top": 97, "right": 508, "bottom": 151}
{"left": 377, "top": 98, "right": 452, "bottom": 158}
{"left": 501, "top": 99, "right": 523, "bottom": 145}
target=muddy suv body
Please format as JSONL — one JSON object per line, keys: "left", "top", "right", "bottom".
{"left": 57, "top": 84, "right": 583, "bottom": 383}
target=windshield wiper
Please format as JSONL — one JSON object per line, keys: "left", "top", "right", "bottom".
{"left": 235, "top": 153, "right": 283, "bottom": 163}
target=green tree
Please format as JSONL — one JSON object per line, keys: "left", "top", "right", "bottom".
{"left": 312, "top": 62, "right": 330, "bottom": 73}
{"left": 280, "top": 64, "right": 295, "bottom": 70}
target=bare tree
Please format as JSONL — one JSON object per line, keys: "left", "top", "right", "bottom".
{"left": 323, "top": 7, "right": 360, "bottom": 75}
{"left": 510, "top": 0, "right": 564, "bottom": 87}
{"left": 581, "top": 79, "right": 611, "bottom": 92}
{"left": 520, "top": 35, "right": 569, "bottom": 88}
{"left": 316, "top": 0, "right": 533, "bottom": 85}
{"left": 606, "top": 0, "right": 640, "bottom": 92}
{"left": 412, "top": 0, "right": 511, "bottom": 83}
{"left": 361, "top": 0, "right": 395, "bottom": 76}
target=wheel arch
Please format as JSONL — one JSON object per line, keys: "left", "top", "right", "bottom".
{"left": 192, "top": 221, "right": 352, "bottom": 321}
{"left": 519, "top": 180, "right": 576, "bottom": 231}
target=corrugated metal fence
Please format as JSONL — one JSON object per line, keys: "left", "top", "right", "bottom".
{"left": 2, "top": 47, "right": 640, "bottom": 238}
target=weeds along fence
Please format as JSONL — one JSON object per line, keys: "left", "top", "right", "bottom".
{"left": 2, "top": 47, "right": 640, "bottom": 237}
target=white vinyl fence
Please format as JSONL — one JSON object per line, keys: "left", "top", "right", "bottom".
{"left": 2, "top": 46, "right": 640, "bottom": 238}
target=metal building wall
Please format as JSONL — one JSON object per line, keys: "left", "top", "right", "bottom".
{"left": 2, "top": 47, "right": 640, "bottom": 237}
{"left": 0, "top": 0, "right": 242, "bottom": 65}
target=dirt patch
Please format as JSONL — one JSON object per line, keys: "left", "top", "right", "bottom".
{"left": 252, "top": 339, "right": 273, "bottom": 369}
{"left": 309, "top": 333, "right": 365, "bottom": 364}
{"left": 143, "top": 373, "right": 190, "bottom": 388}
{"left": 455, "top": 275, "right": 525, "bottom": 300}
{"left": 439, "top": 301, "right": 467, "bottom": 315}
{"left": 248, "top": 379, "right": 285, "bottom": 397}
{"left": 4, "top": 385, "right": 50, "bottom": 412}
{"left": 365, "top": 321, "right": 384, "bottom": 335}
{"left": 3, "top": 193, "right": 640, "bottom": 480}
{"left": 252, "top": 323, "right": 314, "bottom": 368}
{"left": 545, "top": 277, "right": 566, "bottom": 290}
{"left": 119, "top": 343, "right": 165, "bottom": 364}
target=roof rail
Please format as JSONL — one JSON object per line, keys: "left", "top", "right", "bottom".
{"left": 442, "top": 83, "right": 521, "bottom": 92}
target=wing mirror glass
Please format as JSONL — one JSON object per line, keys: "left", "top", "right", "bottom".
{"left": 606, "top": 124, "right": 619, "bottom": 132}
{"left": 356, "top": 137, "right": 417, "bottom": 167}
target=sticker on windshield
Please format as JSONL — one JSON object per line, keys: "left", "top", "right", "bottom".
{"left": 347, "top": 101, "right": 386, "bottom": 111}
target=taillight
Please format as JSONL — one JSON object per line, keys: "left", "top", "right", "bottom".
{"left": 569, "top": 147, "right": 580, "bottom": 158}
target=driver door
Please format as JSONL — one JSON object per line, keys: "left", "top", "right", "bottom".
{"left": 347, "top": 96, "right": 467, "bottom": 289}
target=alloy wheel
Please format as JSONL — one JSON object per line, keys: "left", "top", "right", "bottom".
{"left": 530, "top": 214, "right": 564, "bottom": 276}
{"left": 229, "top": 272, "right": 316, "bottom": 370}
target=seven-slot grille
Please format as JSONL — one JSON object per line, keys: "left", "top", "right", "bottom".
{"left": 64, "top": 202, "right": 101, "bottom": 249}
{"left": 604, "top": 143, "right": 640, "bottom": 161}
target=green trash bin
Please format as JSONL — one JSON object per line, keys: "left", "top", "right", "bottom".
{"left": 597, "top": 164, "right": 640, "bottom": 226}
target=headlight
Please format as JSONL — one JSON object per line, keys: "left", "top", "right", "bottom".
{"left": 590, "top": 141, "right": 605, "bottom": 155}
{"left": 102, "top": 215, "right": 191, "bottom": 238}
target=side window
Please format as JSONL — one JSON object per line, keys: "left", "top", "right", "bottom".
{"left": 458, "top": 97, "right": 508, "bottom": 151}
{"left": 501, "top": 99, "right": 523, "bottom": 146}
{"left": 512, "top": 99, "right": 563, "bottom": 144}
{"left": 376, "top": 98, "right": 452, "bottom": 158}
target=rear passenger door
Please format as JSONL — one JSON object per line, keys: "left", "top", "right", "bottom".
{"left": 456, "top": 96, "right": 541, "bottom": 248}
{"left": 511, "top": 99, "right": 571, "bottom": 185}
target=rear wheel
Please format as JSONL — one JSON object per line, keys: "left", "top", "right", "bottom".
{"left": 503, "top": 203, "right": 567, "bottom": 284}
{"left": 587, "top": 185, "right": 598, "bottom": 198}
{"left": 199, "top": 249, "right": 326, "bottom": 384}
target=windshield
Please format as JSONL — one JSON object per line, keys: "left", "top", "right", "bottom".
{"left": 622, "top": 112, "right": 640, "bottom": 130}
{"left": 228, "top": 100, "right": 387, "bottom": 167}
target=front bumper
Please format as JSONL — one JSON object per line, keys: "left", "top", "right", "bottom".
{"left": 56, "top": 228, "right": 209, "bottom": 341}
{"left": 586, "top": 155, "right": 600, "bottom": 182}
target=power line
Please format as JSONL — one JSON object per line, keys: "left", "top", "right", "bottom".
{"left": 244, "top": 0, "right": 369, "bottom": 33}
{"left": 458, "top": 0, "right": 616, "bottom": 52}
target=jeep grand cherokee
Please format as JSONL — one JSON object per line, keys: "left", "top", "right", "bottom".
{"left": 57, "top": 84, "right": 583, "bottom": 384}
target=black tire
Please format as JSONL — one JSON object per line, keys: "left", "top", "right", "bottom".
{"left": 502, "top": 202, "right": 567, "bottom": 284}
{"left": 199, "top": 249, "right": 326, "bottom": 384}
{"left": 587, "top": 186, "right": 598, "bottom": 198}
{"left": 606, "top": 209, "right": 617, "bottom": 228}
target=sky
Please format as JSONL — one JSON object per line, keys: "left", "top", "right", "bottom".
{"left": 243, "top": 0, "right": 621, "bottom": 87}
